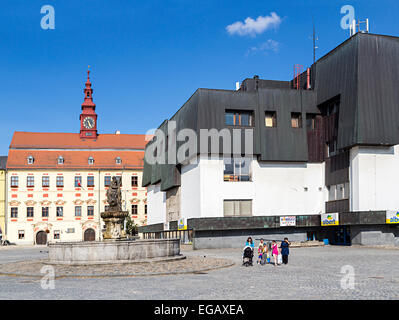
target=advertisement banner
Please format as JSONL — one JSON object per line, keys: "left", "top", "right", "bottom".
{"left": 386, "top": 211, "right": 399, "bottom": 224}
{"left": 321, "top": 213, "right": 339, "bottom": 226}
{"left": 178, "top": 218, "right": 187, "bottom": 230}
{"left": 279, "top": 216, "right": 296, "bottom": 227}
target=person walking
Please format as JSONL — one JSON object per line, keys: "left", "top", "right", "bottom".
{"left": 271, "top": 240, "right": 279, "bottom": 266}
{"left": 280, "top": 237, "right": 291, "bottom": 265}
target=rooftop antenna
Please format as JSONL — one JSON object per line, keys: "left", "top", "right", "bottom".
{"left": 350, "top": 18, "right": 369, "bottom": 37}
{"left": 310, "top": 16, "right": 318, "bottom": 64}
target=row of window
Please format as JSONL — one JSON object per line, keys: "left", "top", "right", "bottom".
{"left": 17, "top": 230, "right": 61, "bottom": 240}
{"left": 10, "top": 175, "right": 139, "bottom": 188}
{"left": 26, "top": 156, "right": 123, "bottom": 165}
{"left": 225, "top": 110, "right": 318, "bottom": 129}
{"left": 10, "top": 204, "right": 147, "bottom": 218}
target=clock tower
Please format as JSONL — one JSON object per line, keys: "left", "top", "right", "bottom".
{"left": 79, "top": 68, "right": 98, "bottom": 139}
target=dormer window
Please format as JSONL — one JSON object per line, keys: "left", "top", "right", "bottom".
{"left": 27, "top": 156, "right": 34, "bottom": 165}
{"left": 115, "top": 157, "right": 122, "bottom": 164}
{"left": 88, "top": 157, "right": 94, "bottom": 165}
{"left": 58, "top": 156, "right": 64, "bottom": 165}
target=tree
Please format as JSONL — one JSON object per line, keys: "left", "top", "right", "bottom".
{"left": 125, "top": 215, "right": 138, "bottom": 236}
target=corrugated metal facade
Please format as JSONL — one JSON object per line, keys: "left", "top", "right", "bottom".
{"left": 143, "top": 33, "right": 399, "bottom": 192}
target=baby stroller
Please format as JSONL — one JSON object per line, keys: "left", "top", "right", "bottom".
{"left": 242, "top": 246, "right": 254, "bottom": 267}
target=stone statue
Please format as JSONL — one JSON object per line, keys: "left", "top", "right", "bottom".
{"left": 106, "top": 176, "right": 122, "bottom": 211}
{"left": 101, "top": 176, "right": 128, "bottom": 240}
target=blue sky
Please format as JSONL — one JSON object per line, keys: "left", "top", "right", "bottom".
{"left": 0, "top": 0, "right": 398, "bottom": 154}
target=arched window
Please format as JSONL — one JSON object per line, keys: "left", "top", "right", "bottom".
{"left": 115, "top": 157, "right": 122, "bottom": 164}
{"left": 58, "top": 156, "right": 64, "bottom": 165}
{"left": 27, "top": 156, "right": 34, "bottom": 164}
{"left": 88, "top": 156, "right": 94, "bottom": 165}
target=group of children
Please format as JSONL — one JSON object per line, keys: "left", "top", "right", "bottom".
{"left": 245, "top": 237, "right": 291, "bottom": 266}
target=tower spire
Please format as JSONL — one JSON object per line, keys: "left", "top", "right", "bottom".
{"left": 80, "top": 67, "right": 98, "bottom": 139}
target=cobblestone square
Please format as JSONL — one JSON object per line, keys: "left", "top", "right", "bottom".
{"left": 0, "top": 245, "right": 398, "bottom": 300}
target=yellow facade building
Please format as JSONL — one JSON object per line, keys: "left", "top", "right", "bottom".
{"left": 0, "top": 157, "right": 7, "bottom": 241}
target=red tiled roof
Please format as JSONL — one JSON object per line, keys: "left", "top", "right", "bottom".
{"left": 10, "top": 132, "right": 150, "bottom": 150}
{"left": 7, "top": 150, "right": 144, "bottom": 169}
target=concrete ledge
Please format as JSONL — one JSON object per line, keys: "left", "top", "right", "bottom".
{"left": 46, "top": 254, "right": 186, "bottom": 265}
{"left": 48, "top": 238, "right": 180, "bottom": 264}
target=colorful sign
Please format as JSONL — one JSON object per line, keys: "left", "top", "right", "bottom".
{"left": 321, "top": 213, "right": 339, "bottom": 226}
{"left": 386, "top": 211, "right": 399, "bottom": 224}
{"left": 178, "top": 218, "right": 187, "bottom": 230}
{"left": 280, "top": 216, "right": 296, "bottom": 227}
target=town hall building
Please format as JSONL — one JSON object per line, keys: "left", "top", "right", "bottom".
{"left": 6, "top": 70, "right": 148, "bottom": 245}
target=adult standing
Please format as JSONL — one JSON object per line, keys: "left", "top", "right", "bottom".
{"left": 280, "top": 237, "right": 291, "bottom": 265}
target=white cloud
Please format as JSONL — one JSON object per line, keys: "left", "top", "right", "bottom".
{"left": 226, "top": 12, "right": 282, "bottom": 37}
{"left": 246, "top": 39, "right": 281, "bottom": 56}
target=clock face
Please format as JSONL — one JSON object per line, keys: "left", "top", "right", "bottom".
{"left": 83, "top": 117, "right": 95, "bottom": 129}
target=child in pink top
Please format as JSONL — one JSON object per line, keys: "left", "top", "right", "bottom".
{"left": 271, "top": 240, "right": 279, "bottom": 266}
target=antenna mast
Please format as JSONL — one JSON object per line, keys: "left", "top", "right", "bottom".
{"left": 312, "top": 17, "right": 318, "bottom": 64}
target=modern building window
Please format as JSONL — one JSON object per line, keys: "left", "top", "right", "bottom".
{"left": 88, "top": 157, "right": 94, "bottom": 165}
{"left": 306, "top": 114, "right": 316, "bottom": 130}
{"left": 56, "top": 176, "right": 64, "bottom": 187}
{"left": 27, "top": 207, "right": 34, "bottom": 218}
{"left": 56, "top": 207, "right": 63, "bottom": 217}
{"left": 54, "top": 230, "right": 60, "bottom": 240}
{"left": 27, "top": 176, "right": 34, "bottom": 188}
{"left": 225, "top": 110, "right": 254, "bottom": 127}
{"left": 42, "top": 207, "right": 49, "bottom": 217}
{"left": 291, "top": 112, "right": 302, "bottom": 128}
{"left": 131, "top": 176, "right": 138, "bottom": 187}
{"left": 131, "top": 204, "right": 138, "bottom": 214}
{"left": 223, "top": 200, "right": 252, "bottom": 217}
{"left": 104, "top": 176, "right": 111, "bottom": 187}
{"left": 42, "top": 176, "right": 50, "bottom": 188}
{"left": 75, "top": 206, "right": 82, "bottom": 217}
{"left": 115, "top": 157, "right": 122, "bottom": 164}
{"left": 27, "top": 156, "right": 34, "bottom": 164}
{"left": 265, "top": 111, "right": 277, "bottom": 127}
{"left": 18, "top": 230, "right": 25, "bottom": 240}
{"left": 87, "top": 206, "right": 94, "bottom": 216}
{"left": 11, "top": 176, "right": 18, "bottom": 188}
{"left": 57, "top": 156, "right": 64, "bottom": 165}
{"left": 75, "top": 176, "right": 82, "bottom": 188}
{"left": 11, "top": 207, "right": 18, "bottom": 218}
{"left": 223, "top": 157, "right": 251, "bottom": 182}
{"left": 87, "top": 176, "right": 94, "bottom": 187}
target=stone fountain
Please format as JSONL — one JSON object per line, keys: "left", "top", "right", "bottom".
{"left": 47, "top": 176, "right": 181, "bottom": 265}
{"left": 101, "top": 176, "right": 129, "bottom": 240}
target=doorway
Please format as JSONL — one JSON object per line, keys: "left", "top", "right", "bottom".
{"left": 36, "top": 231, "right": 47, "bottom": 245}
{"left": 84, "top": 228, "right": 95, "bottom": 241}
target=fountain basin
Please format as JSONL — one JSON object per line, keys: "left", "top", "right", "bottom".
{"left": 48, "top": 238, "right": 181, "bottom": 265}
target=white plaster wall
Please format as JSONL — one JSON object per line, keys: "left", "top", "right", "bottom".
{"left": 146, "top": 183, "right": 166, "bottom": 225}
{"left": 350, "top": 145, "right": 399, "bottom": 211}
{"left": 180, "top": 159, "right": 202, "bottom": 220}
{"left": 253, "top": 162, "right": 325, "bottom": 215}
{"left": 199, "top": 155, "right": 255, "bottom": 218}
{"left": 181, "top": 155, "right": 325, "bottom": 218}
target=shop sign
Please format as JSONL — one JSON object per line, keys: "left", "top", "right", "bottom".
{"left": 386, "top": 211, "right": 399, "bottom": 224}
{"left": 280, "top": 216, "right": 296, "bottom": 227}
{"left": 321, "top": 213, "right": 339, "bottom": 226}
